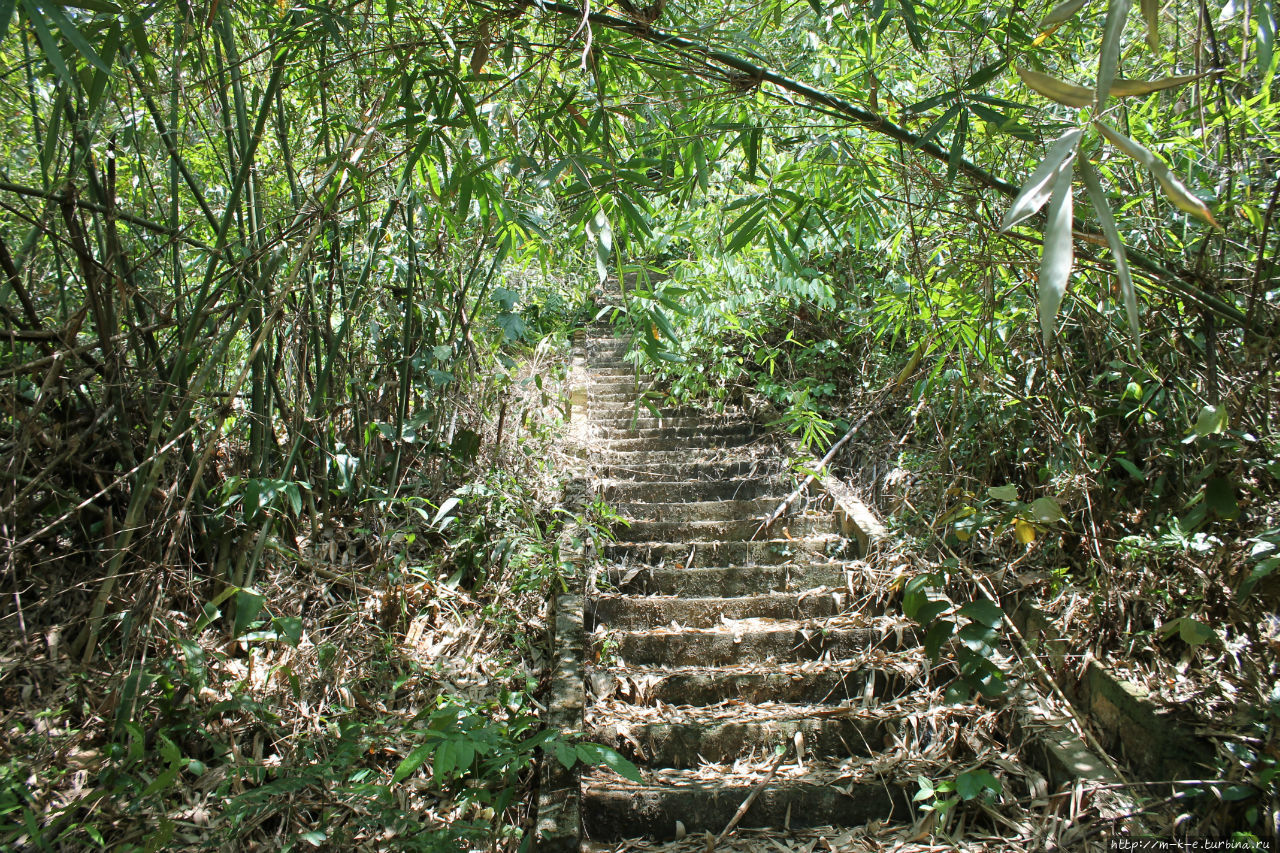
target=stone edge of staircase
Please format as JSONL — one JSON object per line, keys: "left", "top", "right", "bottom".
{"left": 534, "top": 334, "right": 591, "bottom": 853}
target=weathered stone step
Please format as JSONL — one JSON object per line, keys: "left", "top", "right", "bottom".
{"left": 594, "top": 423, "right": 758, "bottom": 441}
{"left": 588, "top": 366, "right": 647, "bottom": 376}
{"left": 581, "top": 769, "right": 910, "bottom": 839}
{"left": 591, "top": 415, "right": 751, "bottom": 431}
{"left": 600, "top": 478, "right": 781, "bottom": 504}
{"left": 600, "top": 561, "right": 849, "bottom": 596}
{"left": 593, "top": 440, "right": 762, "bottom": 461}
{"left": 616, "top": 513, "right": 835, "bottom": 542}
{"left": 589, "top": 389, "right": 661, "bottom": 401}
{"left": 594, "top": 459, "right": 770, "bottom": 482}
{"left": 603, "top": 536, "right": 843, "bottom": 567}
{"left": 589, "top": 405, "right": 715, "bottom": 421}
{"left": 586, "top": 710, "right": 888, "bottom": 769}
{"left": 588, "top": 591, "right": 847, "bottom": 629}
{"left": 595, "top": 437, "right": 761, "bottom": 454}
{"left": 612, "top": 498, "right": 798, "bottom": 522}
{"left": 587, "top": 662, "right": 912, "bottom": 706}
{"left": 596, "top": 620, "right": 912, "bottom": 667}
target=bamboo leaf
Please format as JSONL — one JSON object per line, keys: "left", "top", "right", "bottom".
{"left": 961, "top": 59, "right": 1008, "bottom": 90}
{"left": 999, "top": 127, "right": 1082, "bottom": 231}
{"left": 1038, "top": 163, "right": 1075, "bottom": 345}
{"left": 21, "top": 0, "right": 75, "bottom": 88}
{"left": 946, "top": 108, "right": 969, "bottom": 185}
{"left": 1096, "top": 0, "right": 1131, "bottom": 106}
{"left": 1141, "top": 0, "right": 1160, "bottom": 50}
{"left": 1079, "top": 159, "right": 1140, "bottom": 345}
{"left": 0, "top": 0, "right": 14, "bottom": 40}
{"left": 1109, "top": 73, "right": 1202, "bottom": 96}
{"left": 916, "top": 102, "right": 961, "bottom": 148}
{"left": 1039, "top": 0, "right": 1089, "bottom": 27}
{"left": 34, "top": 0, "right": 112, "bottom": 74}
{"left": 1015, "top": 65, "right": 1094, "bottom": 107}
{"left": 1094, "top": 121, "right": 1223, "bottom": 229}
{"left": 1258, "top": 0, "right": 1277, "bottom": 74}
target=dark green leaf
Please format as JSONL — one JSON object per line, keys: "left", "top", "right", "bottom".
{"left": 234, "top": 589, "right": 267, "bottom": 637}
{"left": 958, "top": 598, "right": 1004, "bottom": 628}
{"left": 576, "top": 742, "right": 643, "bottom": 783}
{"left": 393, "top": 742, "right": 435, "bottom": 784}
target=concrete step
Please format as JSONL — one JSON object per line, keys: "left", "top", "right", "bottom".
{"left": 594, "top": 423, "right": 758, "bottom": 441}
{"left": 615, "top": 513, "right": 836, "bottom": 542}
{"left": 590, "top": 415, "right": 751, "bottom": 431}
{"left": 603, "top": 536, "right": 845, "bottom": 567}
{"left": 599, "top": 561, "right": 849, "bottom": 596}
{"left": 588, "top": 403, "right": 709, "bottom": 419}
{"left": 588, "top": 591, "right": 847, "bottom": 630}
{"left": 599, "top": 477, "right": 781, "bottom": 504}
{"left": 594, "top": 434, "right": 762, "bottom": 452}
{"left": 581, "top": 767, "right": 910, "bottom": 839}
{"left": 593, "top": 459, "right": 772, "bottom": 482}
{"left": 595, "top": 619, "right": 912, "bottom": 667}
{"left": 587, "top": 662, "right": 913, "bottom": 706}
{"left": 611, "top": 498, "right": 801, "bottom": 522}
{"left": 584, "top": 708, "right": 890, "bottom": 768}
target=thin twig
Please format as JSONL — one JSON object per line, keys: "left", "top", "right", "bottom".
{"left": 711, "top": 744, "right": 789, "bottom": 850}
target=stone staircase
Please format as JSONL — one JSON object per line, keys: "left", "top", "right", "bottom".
{"left": 555, "top": 330, "right": 936, "bottom": 847}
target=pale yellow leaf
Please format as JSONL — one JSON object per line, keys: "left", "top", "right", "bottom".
{"left": 1016, "top": 65, "right": 1094, "bottom": 107}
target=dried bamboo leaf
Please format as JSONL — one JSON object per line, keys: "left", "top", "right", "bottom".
{"left": 1110, "top": 73, "right": 1201, "bottom": 95}
{"left": 1039, "top": 0, "right": 1090, "bottom": 27}
{"left": 1016, "top": 65, "right": 1094, "bottom": 107}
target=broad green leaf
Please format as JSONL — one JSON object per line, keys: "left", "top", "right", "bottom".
{"left": 576, "top": 742, "right": 643, "bottom": 782}
{"left": 1141, "top": 0, "right": 1160, "bottom": 50}
{"left": 233, "top": 588, "right": 267, "bottom": 637}
{"left": 432, "top": 496, "right": 461, "bottom": 528}
{"left": 1094, "top": 121, "right": 1223, "bottom": 230}
{"left": 1039, "top": 0, "right": 1089, "bottom": 27}
{"left": 958, "top": 598, "right": 1004, "bottom": 629}
{"left": 914, "top": 599, "right": 951, "bottom": 625}
{"left": 956, "top": 769, "right": 1002, "bottom": 801}
{"left": 1205, "top": 477, "right": 1239, "bottom": 519}
{"left": 273, "top": 616, "right": 303, "bottom": 648}
{"left": 1015, "top": 65, "right": 1093, "bottom": 107}
{"left": 554, "top": 739, "right": 577, "bottom": 770}
{"left": 988, "top": 484, "right": 1019, "bottom": 501}
{"left": 1193, "top": 404, "right": 1229, "bottom": 436}
{"left": 434, "top": 739, "right": 456, "bottom": 781}
{"left": 1096, "top": 0, "right": 1132, "bottom": 106}
{"left": 1037, "top": 162, "right": 1075, "bottom": 345}
{"left": 1000, "top": 128, "right": 1082, "bottom": 231}
{"left": 1030, "top": 496, "right": 1065, "bottom": 523}
{"left": 392, "top": 742, "right": 435, "bottom": 784}
{"left": 1160, "top": 616, "right": 1216, "bottom": 646}
{"left": 924, "top": 618, "right": 955, "bottom": 659}
{"left": 1079, "top": 159, "right": 1140, "bottom": 344}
